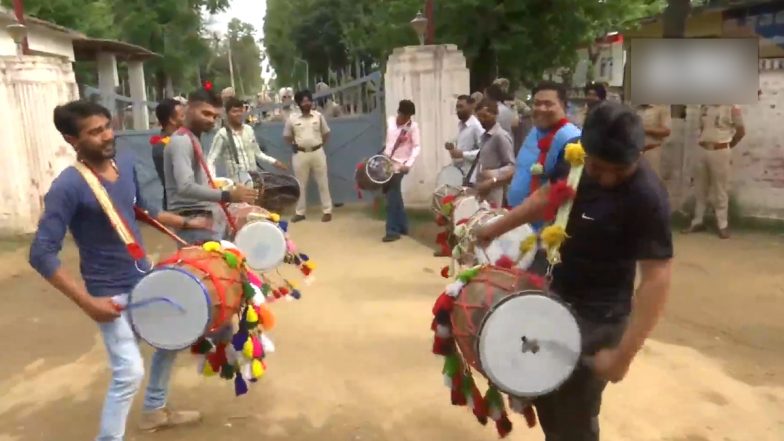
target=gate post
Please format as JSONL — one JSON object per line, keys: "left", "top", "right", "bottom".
{"left": 384, "top": 44, "right": 469, "bottom": 207}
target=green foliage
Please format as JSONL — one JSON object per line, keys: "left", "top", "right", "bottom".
{"left": 265, "top": 0, "right": 666, "bottom": 90}
{"left": 204, "top": 18, "right": 264, "bottom": 96}
{"left": 4, "top": 0, "right": 264, "bottom": 98}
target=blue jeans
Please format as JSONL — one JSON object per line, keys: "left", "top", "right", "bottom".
{"left": 96, "top": 294, "right": 177, "bottom": 441}
{"left": 384, "top": 173, "right": 408, "bottom": 236}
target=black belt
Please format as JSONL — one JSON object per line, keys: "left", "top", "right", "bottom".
{"left": 178, "top": 209, "right": 212, "bottom": 217}
{"left": 296, "top": 145, "right": 322, "bottom": 153}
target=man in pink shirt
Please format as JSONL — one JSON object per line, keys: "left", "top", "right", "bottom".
{"left": 382, "top": 100, "right": 421, "bottom": 242}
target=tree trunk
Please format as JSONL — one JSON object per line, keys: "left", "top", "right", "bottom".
{"left": 470, "top": 38, "right": 496, "bottom": 92}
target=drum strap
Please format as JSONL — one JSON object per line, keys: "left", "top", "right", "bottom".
{"left": 73, "top": 161, "right": 151, "bottom": 270}
{"left": 383, "top": 119, "right": 412, "bottom": 160}
{"left": 463, "top": 149, "right": 481, "bottom": 187}
{"left": 222, "top": 125, "right": 242, "bottom": 166}
{"left": 176, "top": 127, "right": 239, "bottom": 234}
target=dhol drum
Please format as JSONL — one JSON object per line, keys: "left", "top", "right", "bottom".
{"left": 231, "top": 207, "right": 288, "bottom": 271}
{"left": 451, "top": 194, "right": 484, "bottom": 230}
{"left": 355, "top": 155, "right": 395, "bottom": 192}
{"left": 248, "top": 170, "right": 301, "bottom": 215}
{"left": 432, "top": 164, "right": 466, "bottom": 219}
{"left": 459, "top": 210, "right": 538, "bottom": 270}
{"left": 451, "top": 266, "right": 582, "bottom": 398}
{"left": 128, "top": 246, "right": 245, "bottom": 351}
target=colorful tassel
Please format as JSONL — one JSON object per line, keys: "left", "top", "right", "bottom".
{"left": 251, "top": 359, "right": 265, "bottom": 378}
{"left": 244, "top": 305, "right": 259, "bottom": 327}
{"left": 242, "top": 337, "right": 254, "bottom": 359}
{"left": 259, "top": 304, "right": 276, "bottom": 331}
{"left": 202, "top": 361, "right": 217, "bottom": 376}
{"left": 278, "top": 220, "right": 288, "bottom": 232}
{"left": 440, "top": 266, "right": 450, "bottom": 278}
{"left": 543, "top": 180, "right": 576, "bottom": 220}
{"left": 291, "top": 289, "right": 302, "bottom": 299}
{"left": 202, "top": 241, "right": 222, "bottom": 253}
{"left": 220, "top": 363, "right": 235, "bottom": 380}
{"left": 234, "top": 373, "right": 248, "bottom": 396}
{"left": 223, "top": 251, "right": 239, "bottom": 268}
{"left": 251, "top": 335, "right": 264, "bottom": 358}
{"left": 232, "top": 330, "right": 248, "bottom": 351}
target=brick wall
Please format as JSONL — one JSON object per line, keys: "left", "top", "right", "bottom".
{"left": 660, "top": 65, "right": 784, "bottom": 221}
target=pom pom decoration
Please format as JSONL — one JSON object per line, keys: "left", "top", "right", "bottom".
{"left": 149, "top": 135, "right": 162, "bottom": 145}
{"left": 530, "top": 163, "right": 544, "bottom": 175}
{"left": 202, "top": 241, "right": 222, "bottom": 253}
{"left": 564, "top": 141, "right": 586, "bottom": 166}
{"left": 542, "top": 180, "right": 576, "bottom": 221}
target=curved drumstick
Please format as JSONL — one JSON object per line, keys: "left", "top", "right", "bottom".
{"left": 113, "top": 296, "right": 186, "bottom": 313}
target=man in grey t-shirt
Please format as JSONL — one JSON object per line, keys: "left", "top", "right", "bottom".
{"left": 486, "top": 83, "right": 519, "bottom": 135}
{"left": 164, "top": 89, "right": 257, "bottom": 244}
{"left": 474, "top": 99, "right": 516, "bottom": 207}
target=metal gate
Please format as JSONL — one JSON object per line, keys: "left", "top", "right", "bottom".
{"left": 109, "top": 71, "right": 384, "bottom": 212}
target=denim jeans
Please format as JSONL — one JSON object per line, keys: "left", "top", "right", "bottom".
{"left": 384, "top": 173, "right": 408, "bottom": 236}
{"left": 96, "top": 294, "right": 178, "bottom": 441}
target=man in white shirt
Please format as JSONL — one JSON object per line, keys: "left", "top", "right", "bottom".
{"left": 207, "top": 97, "right": 287, "bottom": 185}
{"left": 446, "top": 95, "right": 484, "bottom": 185}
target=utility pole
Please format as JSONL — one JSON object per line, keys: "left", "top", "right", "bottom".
{"left": 227, "top": 37, "right": 236, "bottom": 90}
{"left": 425, "top": 0, "right": 435, "bottom": 45}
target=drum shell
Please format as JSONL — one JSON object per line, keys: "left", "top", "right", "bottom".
{"left": 161, "top": 246, "right": 244, "bottom": 331}
{"left": 355, "top": 161, "right": 384, "bottom": 192}
{"left": 450, "top": 266, "right": 544, "bottom": 376}
{"left": 249, "top": 170, "right": 301, "bottom": 215}
{"left": 227, "top": 203, "right": 270, "bottom": 231}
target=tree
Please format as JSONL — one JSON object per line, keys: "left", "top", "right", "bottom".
{"left": 204, "top": 18, "right": 265, "bottom": 96}
{"left": 5, "top": 0, "right": 232, "bottom": 97}
{"left": 264, "top": 0, "right": 666, "bottom": 92}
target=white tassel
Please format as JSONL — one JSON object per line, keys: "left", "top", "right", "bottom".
{"left": 445, "top": 280, "right": 465, "bottom": 298}
{"left": 508, "top": 396, "right": 527, "bottom": 414}
{"left": 252, "top": 288, "right": 266, "bottom": 305}
{"left": 196, "top": 355, "right": 206, "bottom": 375}
{"left": 260, "top": 334, "right": 275, "bottom": 353}
{"left": 241, "top": 362, "right": 252, "bottom": 380}
{"left": 443, "top": 373, "right": 452, "bottom": 388}
{"left": 220, "top": 240, "right": 237, "bottom": 250}
{"left": 225, "top": 345, "right": 238, "bottom": 365}
{"left": 435, "top": 324, "right": 451, "bottom": 338}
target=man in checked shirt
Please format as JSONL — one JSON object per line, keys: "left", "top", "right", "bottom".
{"left": 206, "top": 97, "right": 287, "bottom": 185}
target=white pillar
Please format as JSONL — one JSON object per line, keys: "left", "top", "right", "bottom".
{"left": 96, "top": 52, "right": 118, "bottom": 114}
{"left": 384, "top": 44, "right": 470, "bottom": 208}
{"left": 128, "top": 60, "right": 149, "bottom": 130}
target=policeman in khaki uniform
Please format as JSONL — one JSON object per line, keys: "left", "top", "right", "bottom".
{"left": 684, "top": 104, "right": 745, "bottom": 239}
{"left": 283, "top": 89, "right": 333, "bottom": 223}
{"left": 636, "top": 104, "right": 672, "bottom": 178}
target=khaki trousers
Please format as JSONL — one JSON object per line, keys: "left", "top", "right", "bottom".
{"left": 293, "top": 149, "right": 333, "bottom": 216}
{"left": 692, "top": 147, "right": 731, "bottom": 229}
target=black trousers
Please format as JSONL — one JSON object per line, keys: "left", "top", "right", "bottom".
{"left": 528, "top": 250, "right": 628, "bottom": 441}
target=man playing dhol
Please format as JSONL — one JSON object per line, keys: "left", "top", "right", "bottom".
{"left": 382, "top": 99, "right": 421, "bottom": 242}
{"left": 29, "top": 101, "right": 213, "bottom": 440}
{"left": 164, "top": 89, "right": 258, "bottom": 244}
{"left": 477, "top": 101, "right": 673, "bottom": 441}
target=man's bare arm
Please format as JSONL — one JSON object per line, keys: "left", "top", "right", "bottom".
{"left": 616, "top": 259, "right": 672, "bottom": 361}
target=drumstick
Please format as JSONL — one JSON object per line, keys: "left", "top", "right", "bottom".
{"left": 134, "top": 207, "right": 189, "bottom": 247}
{"left": 112, "top": 296, "right": 186, "bottom": 313}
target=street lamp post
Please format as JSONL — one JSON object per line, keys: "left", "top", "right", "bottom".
{"left": 410, "top": 11, "right": 428, "bottom": 46}
{"left": 6, "top": 22, "right": 27, "bottom": 57}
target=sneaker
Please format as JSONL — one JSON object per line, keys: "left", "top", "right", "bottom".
{"left": 139, "top": 407, "right": 202, "bottom": 432}
{"left": 718, "top": 228, "right": 731, "bottom": 239}
{"left": 291, "top": 215, "right": 306, "bottom": 223}
{"left": 321, "top": 213, "right": 332, "bottom": 222}
{"left": 382, "top": 234, "right": 401, "bottom": 243}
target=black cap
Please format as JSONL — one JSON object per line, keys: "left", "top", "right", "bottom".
{"left": 581, "top": 101, "right": 645, "bottom": 165}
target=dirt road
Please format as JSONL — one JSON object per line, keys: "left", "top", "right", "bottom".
{"left": 1, "top": 208, "right": 782, "bottom": 441}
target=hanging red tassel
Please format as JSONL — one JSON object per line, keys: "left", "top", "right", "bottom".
{"left": 450, "top": 373, "right": 467, "bottom": 406}
{"left": 205, "top": 343, "right": 227, "bottom": 372}
{"left": 432, "top": 292, "right": 454, "bottom": 316}
{"left": 149, "top": 135, "right": 163, "bottom": 145}
{"left": 470, "top": 383, "right": 488, "bottom": 425}
{"left": 494, "top": 255, "right": 515, "bottom": 269}
{"left": 543, "top": 179, "right": 576, "bottom": 220}
{"left": 435, "top": 231, "right": 448, "bottom": 245}
{"left": 522, "top": 405, "right": 537, "bottom": 428}
{"left": 435, "top": 215, "right": 448, "bottom": 226}
{"left": 527, "top": 273, "right": 546, "bottom": 289}
{"left": 496, "top": 413, "right": 513, "bottom": 438}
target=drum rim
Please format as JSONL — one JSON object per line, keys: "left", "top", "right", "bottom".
{"left": 476, "top": 288, "right": 582, "bottom": 398}
{"left": 233, "top": 220, "right": 288, "bottom": 270}
{"left": 128, "top": 266, "right": 212, "bottom": 351}
{"left": 365, "top": 154, "right": 394, "bottom": 185}
{"left": 435, "top": 164, "right": 465, "bottom": 187}
{"left": 451, "top": 195, "right": 483, "bottom": 227}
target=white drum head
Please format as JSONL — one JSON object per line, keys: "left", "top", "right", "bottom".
{"left": 478, "top": 293, "right": 581, "bottom": 397}
{"left": 452, "top": 196, "right": 481, "bottom": 227}
{"left": 436, "top": 165, "right": 464, "bottom": 188}
{"left": 366, "top": 155, "right": 394, "bottom": 184}
{"left": 233, "top": 220, "right": 287, "bottom": 270}
{"left": 128, "top": 268, "right": 211, "bottom": 351}
{"left": 477, "top": 215, "right": 538, "bottom": 270}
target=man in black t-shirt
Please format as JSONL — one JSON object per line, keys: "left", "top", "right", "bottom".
{"left": 477, "top": 101, "right": 673, "bottom": 441}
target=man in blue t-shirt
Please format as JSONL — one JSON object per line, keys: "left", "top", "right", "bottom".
{"left": 495, "top": 81, "right": 580, "bottom": 213}
{"left": 29, "top": 101, "right": 213, "bottom": 440}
